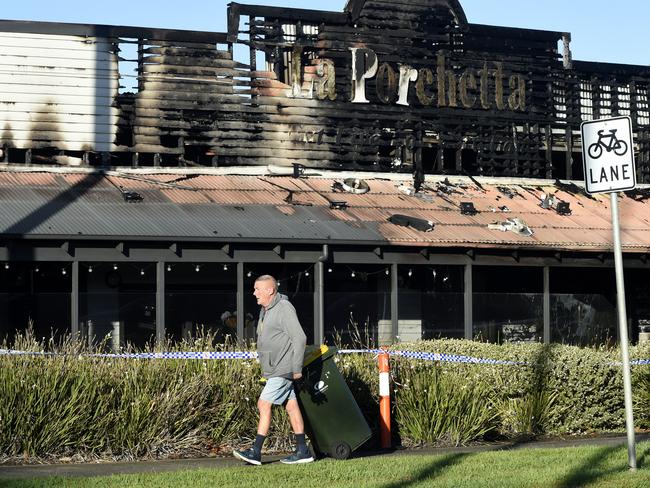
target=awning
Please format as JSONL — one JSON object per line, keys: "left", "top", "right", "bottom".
{"left": 0, "top": 166, "right": 648, "bottom": 253}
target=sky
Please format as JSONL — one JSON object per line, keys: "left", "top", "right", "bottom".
{"left": 0, "top": 0, "right": 648, "bottom": 66}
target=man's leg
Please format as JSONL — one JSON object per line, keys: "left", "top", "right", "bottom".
{"left": 257, "top": 398, "right": 272, "bottom": 435}
{"left": 251, "top": 398, "right": 272, "bottom": 460}
{"left": 281, "top": 399, "right": 313, "bottom": 463}
{"left": 233, "top": 398, "right": 272, "bottom": 466}
{"left": 285, "top": 398, "right": 304, "bottom": 434}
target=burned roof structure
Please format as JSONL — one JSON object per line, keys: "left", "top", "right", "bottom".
{"left": 0, "top": 0, "right": 647, "bottom": 183}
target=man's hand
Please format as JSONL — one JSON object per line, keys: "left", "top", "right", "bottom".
{"left": 293, "top": 373, "right": 305, "bottom": 392}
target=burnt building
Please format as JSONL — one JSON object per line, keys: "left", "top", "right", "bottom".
{"left": 1, "top": 0, "right": 650, "bottom": 349}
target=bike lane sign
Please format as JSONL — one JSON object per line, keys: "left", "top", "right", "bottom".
{"left": 581, "top": 116, "right": 636, "bottom": 194}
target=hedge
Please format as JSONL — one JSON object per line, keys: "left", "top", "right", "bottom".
{"left": 1, "top": 333, "right": 649, "bottom": 460}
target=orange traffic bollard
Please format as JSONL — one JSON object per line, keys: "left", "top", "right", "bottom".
{"left": 378, "top": 348, "right": 391, "bottom": 449}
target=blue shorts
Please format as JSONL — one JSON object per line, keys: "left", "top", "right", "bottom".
{"left": 259, "top": 377, "right": 296, "bottom": 405}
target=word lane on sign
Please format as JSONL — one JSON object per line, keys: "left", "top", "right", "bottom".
{"left": 581, "top": 116, "right": 636, "bottom": 194}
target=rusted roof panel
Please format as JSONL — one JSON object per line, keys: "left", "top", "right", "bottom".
{"left": 179, "top": 175, "right": 277, "bottom": 191}
{"left": 203, "top": 189, "right": 285, "bottom": 206}
{"left": 0, "top": 171, "right": 58, "bottom": 187}
{"left": 2, "top": 168, "right": 650, "bottom": 252}
{"left": 160, "top": 188, "right": 212, "bottom": 204}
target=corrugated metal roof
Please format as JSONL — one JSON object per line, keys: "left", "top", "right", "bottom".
{"left": 1, "top": 167, "right": 650, "bottom": 252}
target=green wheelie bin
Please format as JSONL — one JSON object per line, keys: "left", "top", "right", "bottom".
{"left": 298, "top": 345, "right": 372, "bottom": 460}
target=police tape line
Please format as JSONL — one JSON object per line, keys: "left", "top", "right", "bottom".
{"left": 1, "top": 347, "right": 650, "bottom": 365}
{"left": 0, "top": 349, "right": 258, "bottom": 360}
{"left": 339, "top": 350, "right": 650, "bottom": 366}
{"left": 340, "top": 349, "right": 525, "bottom": 365}
{"left": 612, "top": 360, "right": 650, "bottom": 366}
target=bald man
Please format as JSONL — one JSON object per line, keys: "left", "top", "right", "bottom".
{"left": 233, "top": 275, "right": 313, "bottom": 465}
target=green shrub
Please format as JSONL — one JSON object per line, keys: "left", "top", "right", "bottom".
{"left": 393, "top": 361, "right": 499, "bottom": 446}
{"left": 0, "top": 331, "right": 267, "bottom": 459}
{"left": 1, "top": 333, "right": 650, "bottom": 459}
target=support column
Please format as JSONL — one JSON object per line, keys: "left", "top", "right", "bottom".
{"left": 237, "top": 262, "right": 244, "bottom": 343}
{"left": 156, "top": 261, "right": 165, "bottom": 345}
{"left": 565, "top": 126, "right": 573, "bottom": 180}
{"left": 543, "top": 266, "right": 551, "bottom": 343}
{"left": 71, "top": 261, "right": 79, "bottom": 337}
{"left": 464, "top": 263, "right": 473, "bottom": 340}
{"left": 314, "top": 260, "right": 324, "bottom": 345}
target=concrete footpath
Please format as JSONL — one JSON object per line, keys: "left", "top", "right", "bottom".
{"left": 0, "top": 434, "right": 648, "bottom": 481}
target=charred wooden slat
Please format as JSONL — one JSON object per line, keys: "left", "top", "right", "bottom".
{"left": 141, "top": 65, "right": 243, "bottom": 77}
{"left": 141, "top": 47, "right": 234, "bottom": 60}
{"left": 139, "top": 82, "right": 235, "bottom": 95}
{"left": 132, "top": 144, "right": 183, "bottom": 153}
{"left": 144, "top": 40, "right": 229, "bottom": 50}
{"left": 134, "top": 91, "right": 244, "bottom": 104}
{"left": 142, "top": 55, "right": 248, "bottom": 70}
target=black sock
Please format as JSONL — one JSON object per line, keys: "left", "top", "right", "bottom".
{"left": 296, "top": 433, "right": 307, "bottom": 451}
{"left": 253, "top": 434, "right": 266, "bottom": 454}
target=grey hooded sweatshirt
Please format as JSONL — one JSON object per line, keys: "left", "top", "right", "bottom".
{"left": 256, "top": 293, "right": 307, "bottom": 379}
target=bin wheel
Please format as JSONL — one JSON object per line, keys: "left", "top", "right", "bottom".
{"left": 331, "top": 441, "right": 352, "bottom": 460}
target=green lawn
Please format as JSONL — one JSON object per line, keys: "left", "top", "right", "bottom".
{"left": 3, "top": 443, "right": 650, "bottom": 488}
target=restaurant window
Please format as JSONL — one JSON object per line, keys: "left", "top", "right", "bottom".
{"left": 550, "top": 267, "right": 616, "bottom": 346}
{"left": 0, "top": 262, "right": 71, "bottom": 345}
{"left": 165, "top": 263, "right": 236, "bottom": 344}
{"left": 636, "top": 87, "right": 650, "bottom": 126}
{"left": 398, "top": 265, "right": 464, "bottom": 342}
{"left": 617, "top": 85, "right": 631, "bottom": 117}
{"left": 473, "top": 266, "right": 543, "bottom": 343}
{"left": 579, "top": 82, "right": 594, "bottom": 121}
{"left": 79, "top": 262, "right": 155, "bottom": 350}
{"left": 599, "top": 84, "right": 612, "bottom": 117}
{"left": 324, "top": 264, "right": 390, "bottom": 347}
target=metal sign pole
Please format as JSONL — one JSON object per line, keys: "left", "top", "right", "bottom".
{"left": 610, "top": 191, "right": 637, "bottom": 470}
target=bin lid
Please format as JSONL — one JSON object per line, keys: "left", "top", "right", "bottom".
{"left": 303, "top": 344, "right": 337, "bottom": 367}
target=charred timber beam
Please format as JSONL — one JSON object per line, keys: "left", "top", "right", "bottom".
{"left": 227, "top": 2, "right": 240, "bottom": 43}
{"left": 468, "top": 23, "right": 564, "bottom": 42}
{"left": 573, "top": 61, "right": 650, "bottom": 77}
{"left": 565, "top": 127, "right": 573, "bottom": 180}
{"left": 0, "top": 19, "right": 228, "bottom": 44}
{"left": 232, "top": 2, "right": 349, "bottom": 25}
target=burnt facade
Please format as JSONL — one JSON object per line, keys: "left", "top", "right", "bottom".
{"left": 0, "top": 1, "right": 648, "bottom": 181}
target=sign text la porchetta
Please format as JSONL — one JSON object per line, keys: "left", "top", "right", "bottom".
{"left": 289, "top": 46, "right": 527, "bottom": 112}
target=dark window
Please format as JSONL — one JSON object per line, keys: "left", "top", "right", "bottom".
{"left": 0, "top": 262, "right": 71, "bottom": 345}
{"left": 473, "top": 266, "right": 543, "bottom": 343}
{"left": 324, "top": 264, "right": 390, "bottom": 347}
{"left": 79, "top": 262, "right": 155, "bottom": 350}
{"left": 398, "top": 265, "right": 464, "bottom": 341}
{"left": 165, "top": 263, "right": 237, "bottom": 345}
{"left": 550, "top": 267, "right": 617, "bottom": 346}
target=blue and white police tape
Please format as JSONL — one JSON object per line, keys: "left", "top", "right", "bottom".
{"left": 612, "top": 359, "right": 650, "bottom": 366}
{"left": 2, "top": 347, "right": 650, "bottom": 366}
{"left": 339, "top": 349, "right": 526, "bottom": 365}
{"left": 0, "top": 349, "right": 257, "bottom": 360}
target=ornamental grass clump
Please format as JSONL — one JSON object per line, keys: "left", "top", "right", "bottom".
{"left": 0, "top": 329, "right": 265, "bottom": 460}
{"left": 392, "top": 361, "right": 499, "bottom": 446}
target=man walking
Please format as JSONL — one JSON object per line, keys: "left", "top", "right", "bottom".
{"left": 233, "top": 274, "right": 314, "bottom": 465}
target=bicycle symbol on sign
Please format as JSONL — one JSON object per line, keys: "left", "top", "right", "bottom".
{"left": 587, "top": 129, "right": 628, "bottom": 159}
